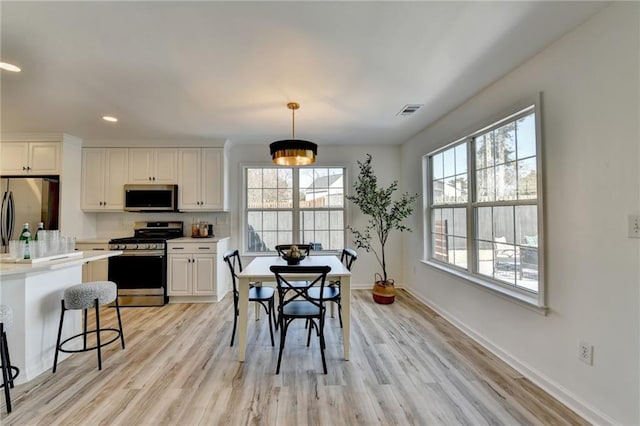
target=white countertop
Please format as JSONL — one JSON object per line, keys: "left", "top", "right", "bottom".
{"left": 0, "top": 250, "right": 122, "bottom": 278}
{"left": 168, "top": 236, "right": 230, "bottom": 243}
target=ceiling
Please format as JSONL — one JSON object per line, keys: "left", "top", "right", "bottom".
{"left": 1, "top": 1, "right": 606, "bottom": 146}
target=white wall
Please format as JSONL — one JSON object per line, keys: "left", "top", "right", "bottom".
{"left": 228, "top": 143, "right": 402, "bottom": 288}
{"left": 400, "top": 3, "right": 639, "bottom": 425}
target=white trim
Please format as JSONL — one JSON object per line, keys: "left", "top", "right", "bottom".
{"left": 403, "top": 287, "right": 617, "bottom": 426}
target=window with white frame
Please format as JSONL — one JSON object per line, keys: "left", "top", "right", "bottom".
{"left": 244, "top": 166, "right": 346, "bottom": 253}
{"left": 425, "top": 100, "right": 543, "bottom": 305}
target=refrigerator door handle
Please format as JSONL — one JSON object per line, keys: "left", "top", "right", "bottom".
{"left": 0, "top": 190, "right": 7, "bottom": 247}
{"left": 7, "top": 192, "right": 15, "bottom": 242}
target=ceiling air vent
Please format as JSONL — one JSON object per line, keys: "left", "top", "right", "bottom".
{"left": 397, "top": 104, "right": 423, "bottom": 116}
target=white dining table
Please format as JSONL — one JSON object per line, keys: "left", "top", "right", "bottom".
{"left": 236, "top": 255, "right": 351, "bottom": 362}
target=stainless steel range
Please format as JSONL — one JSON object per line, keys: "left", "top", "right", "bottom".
{"left": 108, "top": 221, "right": 183, "bottom": 306}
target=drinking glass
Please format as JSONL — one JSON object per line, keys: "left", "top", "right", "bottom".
{"left": 9, "top": 240, "right": 26, "bottom": 260}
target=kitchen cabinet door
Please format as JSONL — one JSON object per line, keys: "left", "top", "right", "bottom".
{"left": 193, "top": 255, "right": 215, "bottom": 295}
{"left": 168, "top": 255, "right": 192, "bottom": 295}
{"left": 29, "top": 142, "right": 60, "bottom": 174}
{"left": 0, "top": 141, "right": 60, "bottom": 175}
{"left": 103, "top": 148, "right": 128, "bottom": 209}
{"left": 75, "top": 243, "right": 109, "bottom": 282}
{"left": 201, "top": 148, "right": 224, "bottom": 210}
{"left": 177, "top": 148, "right": 202, "bottom": 210}
{"left": 129, "top": 148, "right": 177, "bottom": 184}
{"left": 81, "top": 148, "right": 128, "bottom": 211}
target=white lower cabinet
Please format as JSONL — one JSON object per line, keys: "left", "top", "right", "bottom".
{"left": 167, "top": 238, "right": 229, "bottom": 302}
{"left": 75, "top": 243, "right": 109, "bottom": 282}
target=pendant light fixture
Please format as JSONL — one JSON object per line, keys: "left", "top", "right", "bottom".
{"left": 270, "top": 102, "right": 317, "bottom": 166}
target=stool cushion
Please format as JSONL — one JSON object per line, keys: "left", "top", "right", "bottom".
{"left": 64, "top": 281, "right": 117, "bottom": 310}
{"left": 0, "top": 304, "right": 13, "bottom": 329}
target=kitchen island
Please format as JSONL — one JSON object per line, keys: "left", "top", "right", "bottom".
{"left": 0, "top": 250, "right": 122, "bottom": 383}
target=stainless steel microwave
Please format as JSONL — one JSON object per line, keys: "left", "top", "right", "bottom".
{"left": 124, "top": 184, "right": 178, "bottom": 212}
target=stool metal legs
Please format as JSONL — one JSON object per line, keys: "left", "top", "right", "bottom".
{"left": 53, "top": 298, "right": 125, "bottom": 374}
{"left": 1, "top": 323, "right": 19, "bottom": 413}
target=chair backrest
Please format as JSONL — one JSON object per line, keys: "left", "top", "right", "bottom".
{"left": 341, "top": 248, "right": 357, "bottom": 271}
{"left": 270, "top": 265, "right": 331, "bottom": 308}
{"left": 275, "top": 244, "right": 312, "bottom": 256}
{"left": 223, "top": 249, "right": 243, "bottom": 294}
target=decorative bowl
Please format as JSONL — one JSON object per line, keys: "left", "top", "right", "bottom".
{"left": 282, "top": 254, "right": 305, "bottom": 265}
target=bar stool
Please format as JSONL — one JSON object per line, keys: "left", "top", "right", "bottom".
{"left": 53, "top": 281, "right": 125, "bottom": 373}
{"left": 0, "top": 304, "right": 19, "bottom": 413}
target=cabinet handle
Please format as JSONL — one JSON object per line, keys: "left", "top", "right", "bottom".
{"left": 93, "top": 248, "right": 105, "bottom": 251}
{"left": 153, "top": 177, "right": 156, "bottom": 181}
{"left": 22, "top": 166, "right": 27, "bottom": 171}
{"left": 99, "top": 201, "right": 103, "bottom": 206}
{"left": 172, "top": 247, "right": 185, "bottom": 250}
{"left": 103, "top": 201, "right": 107, "bottom": 206}
{"left": 27, "top": 166, "right": 31, "bottom": 170}
{"left": 198, "top": 247, "right": 211, "bottom": 250}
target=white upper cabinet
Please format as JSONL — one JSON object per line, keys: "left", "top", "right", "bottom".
{"left": 178, "top": 147, "right": 226, "bottom": 211}
{"left": 81, "top": 148, "right": 128, "bottom": 211}
{"left": 128, "top": 148, "right": 177, "bottom": 184}
{"left": 0, "top": 141, "right": 60, "bottom": 175}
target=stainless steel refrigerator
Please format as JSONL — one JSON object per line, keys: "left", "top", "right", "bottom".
{"left": 0, "top": 176, "right": 59, "bottom": 253}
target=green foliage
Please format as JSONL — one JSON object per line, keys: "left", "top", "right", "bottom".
{"left": 346, "top": 154, "right": 419, "bottom": 283}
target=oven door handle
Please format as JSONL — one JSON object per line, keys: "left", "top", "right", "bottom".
{"left": 116, "top": 251, "right": 165, "bottom": 257}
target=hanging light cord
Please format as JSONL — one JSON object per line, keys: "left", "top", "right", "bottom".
{"left": 291, "top": 107, "right": 295, "bottom": 139}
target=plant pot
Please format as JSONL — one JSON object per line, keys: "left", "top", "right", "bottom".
{"left": 372, "top": 274, "right": 396, "bottom": 304}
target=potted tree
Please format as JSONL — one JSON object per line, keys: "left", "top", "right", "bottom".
{"left": 346, "top": 154, "right": 419, "bottom": 304}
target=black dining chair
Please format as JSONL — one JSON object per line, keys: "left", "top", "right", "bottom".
{"left": 223, "top": 249, "right": 275, "bottom": 347}
{"left": 270, "top": 265, "right": 331, "bottom": 374}
{"left": 307, "top": 248, "right": 356, "bottom": 328}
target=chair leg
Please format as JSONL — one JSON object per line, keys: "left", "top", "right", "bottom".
{"left": 230, "top": 311, "right": 238, "bottom": 347}
{"left": 94, "top": 299, "right": 102, "bottom": 371}
{"left": 276, "top": 318, "right": 287, "bottom": 374}
{"left": 319, "top": 313, "right": 327, "bottom": 374}
{"left": 1, "top": 326, "right": 12, "bottom": 413}
{"left": 52, "top": 300, "right": 66, "bottom": 373}
{"left": 266, "top": 300, "right": 274, "bottom": 347}
{"left": 114, "top": 297, "right": 125, "bottom": 349}
{"left": 337, "top": 298, "right": 343, "bottom": 328}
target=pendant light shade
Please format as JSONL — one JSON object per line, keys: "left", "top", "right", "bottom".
{"left": 270, "top": 102, "right": 317, "bottom": 166}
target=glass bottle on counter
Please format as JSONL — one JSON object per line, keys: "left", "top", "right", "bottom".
{"left": 35, "top": 222, "right": 45, "bottom": 240}
{"left": 19, "top": 223, "right": 32, "bottom": 259}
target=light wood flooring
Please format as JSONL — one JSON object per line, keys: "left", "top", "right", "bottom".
{"left": 1, "top": 290, "right": 587, "bottom": 425}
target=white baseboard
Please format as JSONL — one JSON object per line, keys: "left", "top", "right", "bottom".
{"left": 403, "top": 287, "right": 617, "bottom": 426}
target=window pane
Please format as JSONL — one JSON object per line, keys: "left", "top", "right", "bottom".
{"left": 302, "top": 230, "right": 314, "bottom": 244}
{"left": 494, "top": 122, "right": 516, "bottom": 164}
{"left": 329, "top": 231, "right": 343, "bottom": 250}
{"left": 517, "top": 247, "right": 539, "bottom": 292}
{"left": 328, "top": 188, "right": 344, "bottom": 207}
{"left": 261, "top": 231, "right": 278, "bottom": 251}
{"left": 247, "top": 169, "right": 262, "bottom": 188}
{"left": 493, "top": 206, "right": 514, "bottom": 243}
{"left": 495, "top": 162, "right": 517, "bottom": 201}
{"left": 263, "top": 189, "right": 278, "bottom": 207}
{"left": 442, "top": 208, "right": 453, "bottom": 234}
{"left": 517, "top": 113, "right": 536, "bottom": 159}
{"left": 432, "top": 233, "right": 448, "bottom": 262}
{"left": 433, "top": 179, "right": 445, "bottom": 204}
{"left": 476, "top": 240, "right": 494, "bottom": 277}
{"left": 248, "top": 211, "right": 262, "bottom": 230}
{"left": 330, "top": 210, "right": 344, "bottom": 229}
{"left": 247, "top": 189, "right": 263, "bottom": 208}
{"left": 517, "top": 158, "right": 537, "bottom": 200}
{"left": 314, "top": 211, "right": 329, "bottom": 230}
{"left": 277, "top": 232, "right": 293, "bottom": 245}
{"left": 263, "top": 211, "right": 278, "bottom": 231}
{"left": 476, "top": 168, "right": 495, "bottom": 202}
{"left": 279, "top": 189, "right": 293, "bottom": 208}
{"left": 263, "top": 169, "right": 278, "bottom": 187}
{"left": 432, "top": 153, "right": 443, "bottom": 180}
{"left": 453, "top": 237, "right": 467, "bottom": 268}
{"left": 278, "top": 168, "right": 293, "bottom": 187}
{"left": 455, "top": 144, "right": 467, "bottom": 174}
{"left": 455, "top": 174, "right": 468, "bottom": 203}
{"left": 475, "top": 134, "right": 492, "bottom": 169}
{"left": 476, "top": 207, "right": 492, "bottom": 241}
{"left": 444, "top": 177, "right": 457, "bottom": 204}
{"left": 515, "top": 205, "right": 537, "bottom": 246}
{"left": 278, "top": 211, "right": 292, "bottom": 231}
{"left": 431, "top": 208, "right": 442, "bottom": 233}
{"left": 447, "top": 236, "right": 455, "bottom": 264}
{"left": 313, "top": 230, "right": 329, "bottom": 247}
{"left": 453, "top": 208, "right": 466, "bottom": 238}
{"left": 443, "top": 148, "right": 455, "bottom": 178}
{"left": 302, "top": 211, "right": 314, "bottom": 230}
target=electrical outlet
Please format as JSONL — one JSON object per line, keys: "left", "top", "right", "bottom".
{"left": 629, "top": 215, "right": 640, "bottom": 238}
{"left": 578, "top": 341, "right": 593, "bottom": 365}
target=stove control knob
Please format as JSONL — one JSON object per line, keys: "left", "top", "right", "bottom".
{"left": 131, "top": 244, "right": 139, "bottom": 250}
{"left": 145, "top": 244, "right": 153, "bottom": 250}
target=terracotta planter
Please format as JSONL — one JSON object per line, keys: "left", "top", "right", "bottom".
{"left": 372, "top": 274, "right": 396, "bottom": 304}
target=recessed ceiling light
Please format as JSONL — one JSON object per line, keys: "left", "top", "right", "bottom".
{"left": 0, "top": 62, "right": 21, "bottom": 72}
{"left": 102, "top": 116, "right": 118, "bottom": 122}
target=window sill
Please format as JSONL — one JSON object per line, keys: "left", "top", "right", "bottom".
{"left": 421, "top": 259, "right": 548, "bottom": 315}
